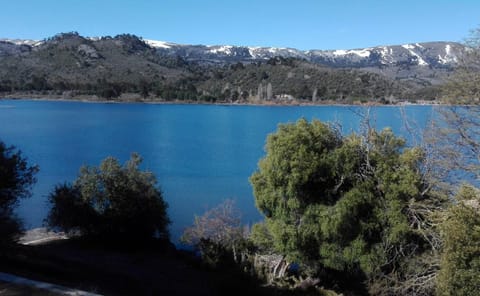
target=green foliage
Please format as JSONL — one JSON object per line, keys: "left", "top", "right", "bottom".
{"left": 250, "top": 222, "right": 274, "bottom": 252}
{"left": 0, "top": 141, "right": 38, "bottom": 245}
{"left": 47, "top": 153, "right": 169, "bottom": 242}
{"left": 437, "top": 185, "right": 480, "bottom": 296}
{"left": 250, "top": 119, "right": 434, "bottom": 282}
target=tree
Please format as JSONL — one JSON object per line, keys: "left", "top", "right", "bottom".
{"left": 437, "top": 185, "right": 480, "bottom": 296}
{"left": 181, "top": 199, "right": 243, "bottom": 248}
{"left": 181, "top": 199, "right": 249, "bottom": 268}
{"left": 436, "top": 27, "right": 480, "bottom": 185}
{"left": 420, "top": 27, "right": 480, "bottom": 296}
{"left": 0, "top": 141, "right": 38, "bottom": 245}
{"left": 257, "top": 83, "right": 264, "bottom": 101}
{"left": 46, "top": 153, "right": 169, "bottom": 243}
{"left": 139, "top": 79, "right": 150, "bottom": 98}
{"left": 266, "top": 83, "right": 273, "bottom": 100}
{"left": 249, "top": 118, "right": 440, "bottom": 293}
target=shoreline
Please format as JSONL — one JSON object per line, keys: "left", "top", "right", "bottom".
{"left": 0, "top": 93, "right": 441, "bottom": 107}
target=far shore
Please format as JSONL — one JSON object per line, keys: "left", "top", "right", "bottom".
{"left": 0, "top": 92, "right": 442, "bottom": 107}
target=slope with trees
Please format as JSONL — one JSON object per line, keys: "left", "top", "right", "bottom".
{"left": 0, "top": 32, "right": 188, "bottom": 99}
{"left": 197, "top": 57, "right": 409, "bottom": 103}
{"left": 0, "top": 33, "right": 424, "bottom": 103}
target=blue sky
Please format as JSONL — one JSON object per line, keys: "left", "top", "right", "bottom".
{"left": 1, "top": 0, "right": 478, "bottom": 50}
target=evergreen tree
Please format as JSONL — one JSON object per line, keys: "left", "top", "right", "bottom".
{"left": 250, "top": 119, "right": 440, "bottom": 292}
{"left": 0, "top": 141, "right": 38, "bottom": 245}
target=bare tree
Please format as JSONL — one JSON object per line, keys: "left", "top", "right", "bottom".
{"left": 257, "top": 83, "right": 264, "bottom": 101}
{"left": 352, "top": 107, "right": 446, "bottom": 296}
{"left": 181, "top": 199, "right": 244, "bottom": 248}
{"left": 434, "top": 28, "right": 480, "bottom": 186}
{"left": 266, "top": 82, "right": 272, "bottom": 100}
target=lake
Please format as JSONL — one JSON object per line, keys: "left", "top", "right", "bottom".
{"left": 0, "top": 100, "right": 434, "bottom": 242}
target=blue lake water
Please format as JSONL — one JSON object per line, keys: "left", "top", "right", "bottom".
{"left": 0, "top": 100, "right": 434, "bottom": 242}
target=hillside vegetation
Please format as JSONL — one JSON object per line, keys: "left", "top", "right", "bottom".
{"left": 0, "top": 32, "right": 436, "bottom": 103}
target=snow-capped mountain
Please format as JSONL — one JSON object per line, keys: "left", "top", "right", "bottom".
{"left": 0, "top": 39, "right": 41, "bottom": 56}
{"left": 145, "top": 39, "right": 464, "bottom": 68}
{"left": 0, "top": 33, "right": 471, "bottom": 101}
{"left": 0, "top": 34, "right": 467, "bottom": 87}
{"left": 141, "top": 39, "right": 466, "bottom": 85}
{"left": 0, "top": 38, "right": 43, "bottom": 47}
{"left": 307, "top": 42, "right": 462, "bottom": 68}
{"left": 1, "top": 36, "right": 464, "bottom": 68}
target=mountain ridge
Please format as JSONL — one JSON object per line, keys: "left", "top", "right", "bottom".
{"left": 1, "top": 36, "right": 464, "bottom": 68}
{"left": 147, "top": 39, "right": 464, "bottom": 69}
{"left": 0, "top": 33, "right": 467, "bottom": 103}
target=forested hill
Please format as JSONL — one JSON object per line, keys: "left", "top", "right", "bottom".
{"left": 0, "top": 32, "right": 463, "bottom": 103}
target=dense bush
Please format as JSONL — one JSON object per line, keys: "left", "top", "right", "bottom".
{"left": 46, "top": 153, "right": 169, "bottom": 243}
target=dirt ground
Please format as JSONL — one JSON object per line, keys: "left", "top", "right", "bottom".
{"left": 0, "top": 281, "right": 61, "bottom": 296}
{"left": 1, "top": 240, "right": 218, "bottom": 295}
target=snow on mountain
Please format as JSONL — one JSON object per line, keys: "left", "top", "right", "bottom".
{"left": 438, "top": 44, "right": 457, "bottom": 64}
{"left": 245, "top": 46, "right": 307, "bottom": 60}
{"left": 0, "top": 39, "right": 43, "bottom": 47}
{"left": 208, "top": 45, "right": 234, "bottom": 55}
{"left": 144, "top": 39, "right": 173, "bottom": 49}
{"left": 145, "top": 39, "right": 464, "bottom": 69}
{"left": 401, "top": 44, "right": 428, "bottom": 65}
{"left": 0, "top": 36, "right": 465, "bottom": 70}
{"left": 379, "top": 46, "right": 395, "bottom": 64}
{"left": 332, "top": 48, "right": 372, "bottom": 58}
{"left": 0, "top": 35, "right": 467, "bottom": 89}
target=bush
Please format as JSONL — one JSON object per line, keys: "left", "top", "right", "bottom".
{"left": 46, "top": 153, "right": 169, "bottom": 243}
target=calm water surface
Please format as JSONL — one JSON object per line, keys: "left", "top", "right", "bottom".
{"left": 0, "top": 100, "right": 434, "bottom": 242}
